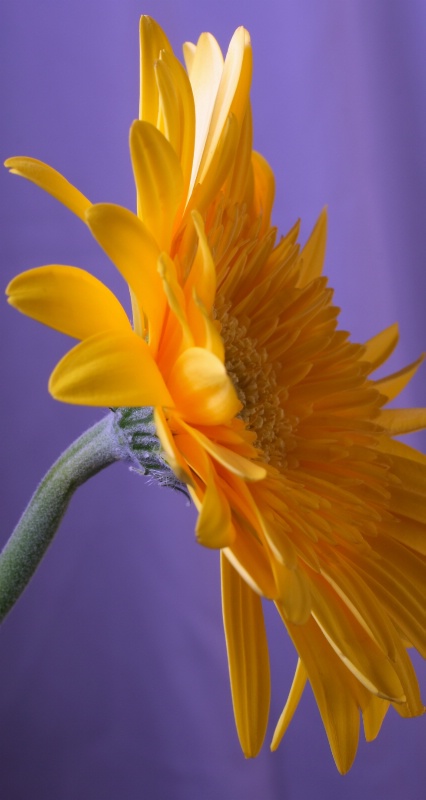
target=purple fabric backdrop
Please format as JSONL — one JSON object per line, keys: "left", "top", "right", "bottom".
{"left": 1, "top": 1, "right": 425, "bottom": 798}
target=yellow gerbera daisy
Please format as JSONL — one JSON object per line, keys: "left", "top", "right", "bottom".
{"left": 5, "top": 16, "right": 425, "bottom": 773}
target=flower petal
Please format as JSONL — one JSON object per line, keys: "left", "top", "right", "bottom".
{"left": 195, "top": 27, "right": 252, "bottom": 189}
{"left": 139, "top": 16, "right": 172, "bottom": 124}
{"left": 195, "top": 473, "right": 235, "bottom": 549}
{"left": 5, "top": 157, "right": 91, "bottom": 220}
{"left": 297, "top": 207, "right": 328, "bottom": 288}
{"left": 375, "top": 354, "right": 425, "bottom": 401}
{"left": 49, "top": 330, "right": 173, "bottom": 407}
{"left": 130, "top": 121, "right": 184, "bottom": 251}
{"left": 363, "top": 322, "right": 399, "bottom": 369}
{"left": 270, "top": 659, "right": 307, "bottom": 751}
{"left": 180, "top": 421, "right": 266, "bottom": 481}
{"left": 7, "top": 265, "right": 130, "bottom": 339}
{"left": 221, "top": 552, "right": 271, "bottom": 758}
{"left": 285, "top": 615, "right": 361, "bottom": 774}
{"left": 85, "top": 203, "right": 165, "bottom": 352}
{"left": 187, "top": 31, "right": 225, "bottom": 194}
{"left": 379, "top": 407, "right": 426, "bottom": 435}
{"left": 167, "top": 347, "right": 242, "bottom": 425}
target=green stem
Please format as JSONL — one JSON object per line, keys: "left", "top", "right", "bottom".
{"left": 0, "top": 413, "right": 120, "bottom": 622}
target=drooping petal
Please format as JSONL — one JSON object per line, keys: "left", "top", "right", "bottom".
{"left": 5, "top": 157, "right": 91, "bottom": 220}
{"left": 195, "top": 472, "right": 235, "bottom": 548}
{"left": 49, "top": 330, "right": 173, "bottom": 407}
{"left": 221, "top": 552, "right": 271, "bottom": 757}
{"left": 167, "top": 347, "right": 242, "bottom": 425}
{"left": 270, "top": 659, "right": 307, "bottom": 751}
{"left": 85, "top": 203, "right": 165, "bottom": 352}
{"left": 285, "top": 615, "right": 361, "bottom": 774}
{"left": 7, "top": 265, "right": 130, "bottom": 339}
{"left": 130, "top": 121, "right": 184, "bottom": 250}
{"left": 308, "top": 571, "right": 406, "bottom": 702}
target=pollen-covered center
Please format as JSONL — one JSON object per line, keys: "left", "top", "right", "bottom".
{"left": 215, "top": 294, "right": 291, "bottom": 467}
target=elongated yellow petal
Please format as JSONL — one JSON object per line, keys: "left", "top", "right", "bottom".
{"left": 180, "top": 421, "right": 266, "bottom": 481}
{"left": 139, "top": 16, "right": 172, "bottom": 124}
{"left": 285, "top": 615, "right": 361, "bottom": 774}
{"left": 5, "top": 157, "right": 91, "bottom": 220}
{"left": 251, "top": 151, "right": 275, "bottom": 235}
{"left": 130, "top": 121, "right": 184, "bottom": 250}
{"left": 221, "top": 552, "right": 270, "bottom": 757}
{"left": 196, "top": 471, "right": 235, "bottom": 548}
{"left": 196, "top": 27, "right": 252, "bottom": 189}
{"left": 85, "top": 203, "right": 165, "bottom": 352}
{"left": 155, "top": 49, "right": 195, "bottom": 205}
{"left": 297, "top": 207, "right": 328, "bottom": 288}
{"left": 271, "top": 659, "right": 307, "bottom": 751}
{"left": 184, "top": 211, "right": 217, "bottom": 312}
{"left": 379, "top": 407, "right": 426, "bottom": 435}
{"left": 309, "top": 573, "right": 405, "bottom": 702}
{"left": 375, "top": 354, "right": 425, "bottom": 400}
{"left": 50, "top": 331, "right": 173, "bottom": 407}
{"left": 275, "top": 567, "right": 312, "bottom": 625}
{"left": 7, "top": 265, "right": 130, "bottom": 339}
{"left": 362, "top": 695, "right": 390, "bottom": 742}
{"left": 158, "top": 252, "right": 193, "bottom": 350}
{"left": 187, "top": 32, "right": 224, "bottom": 195}
{"left": 168, "top": 347, "right": 241, "bottom": 425}
{"left": 363, "top": 322, "right": 399, "bottom": 369}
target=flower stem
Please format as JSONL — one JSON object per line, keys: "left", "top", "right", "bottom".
{"left": 0, "top": 413, "right": 120, "bottom": 623}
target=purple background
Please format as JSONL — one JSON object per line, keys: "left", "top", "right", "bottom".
{"left": 1, "top": 1, "right": 425, "bottom": 798}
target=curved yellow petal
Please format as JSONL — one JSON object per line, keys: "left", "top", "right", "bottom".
{"left": 155, "top": 50, "right": 195, "bottom": 204}
{"left": 196, "top": 27, "right": 252, "bottom": 189}
{"left": 379, "top": 407, "right": 426, "bottom": 435}
{"left": 271, "top": 659, "right": 307, "bottom": 751}
{"left": 362, "top": 695, "right": 390, "bottom": 742}
{"left": 251, "top": 150, "right": 275, "bottom": 235}
{"left": 49, "top": 331, "right": 173, "bottom": 407}
{"left": 184, "top": 211, "right": 217, "bottom": 312}
{"left": 168, "top": 347, "right": 241, "bottom": 425}
{"left": 375, "top": 354, "right": 425, "bottom": 401}
{"left": 130, "top": 121, "right": 184, "bottom": 250}
{"left": 363, "top": 322, "right": 399, "bottom": 369}
{"left": 7, "top": 265, "right": 130, "bottom": 339}
{"left": 180, "top": 420, "right": 266, "bottom": 482}
{"left": 309, "top": 572, "right": 405, "bottom": 702}
{"left": 139, "top": 15, "right": 172, "bottom": 124}
{"left": 285, "top": 615, "right": 361, "bottom": 774}
{"left": 5, "top": 157, "right": 91, "bottom": 220}
{"left": 85, "top": 203, "right": 165, "bottom": 352}
{"left": 275, "top": 566, "right": 312, "bottom": 625}
{"left": 187, "top": 31, "right": 225, "bottom": 195}
{"left": 158, "top": 252, "right": 193, "bottom": 350}
{"left": 297, "top": 207, "right": 328, "bottom": 288}
{"left": 195, "top": 472, "right": 235, "bottom": 548}
{"left": 221, "top": 552, "right": 271, "bottom": 758}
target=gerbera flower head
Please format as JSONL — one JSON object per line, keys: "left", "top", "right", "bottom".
{"left": 5, "top": 16, "right": 426, "bottom": 773}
